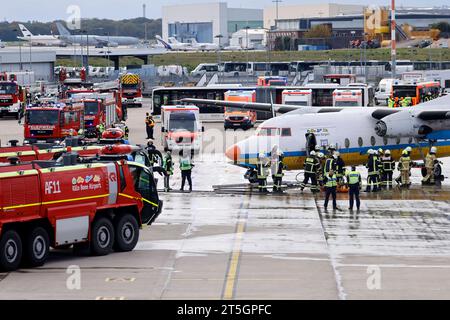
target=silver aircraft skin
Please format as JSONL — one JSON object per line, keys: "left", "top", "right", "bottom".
{"left": 56, "top": 22, "right": 140, "bottom": 47}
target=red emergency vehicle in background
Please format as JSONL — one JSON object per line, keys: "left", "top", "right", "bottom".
{"left": 119, "top": 73, "right": 143, "bottom": 108}
{"left": 70, "top": 92, "right": 125, "bottom": 138}
{"left": 0, "top": 72, "right": 26, "bottom": 119}
{"left": 257, "top": 76, "right": 288, "bottom": 87}
{"left": 23, "top": 102, "right": 85, "bottom": 144}
{"left": 0, "top": 149, "right": 162, "bottom": 271}
{"left": 223, "top": 90, "right": 257, "bottom": 130}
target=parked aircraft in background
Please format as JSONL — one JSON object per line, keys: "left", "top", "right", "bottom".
{"left": 17, "top": 24, "right": 65, "bottom": 46}
{"left": 56, "top": 22, "right": 139, "bottom": 47}
{"left": 155, "top": 35, "right": 195, "bottom": 51}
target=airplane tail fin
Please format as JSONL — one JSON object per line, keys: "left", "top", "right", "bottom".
{"left": 18, "top": 24, "right": 33, "bottom": 37}
{"left": 155, "top": 35, "right": 172, "bottom": 50}
{"left": 191, "top": 38, "right": 198, "bottom": 45}
{"left": 168, "top": 37, "right": 180, "bottom": 44}
{"left": 56, "top": 22, "right": 71, "bottom": 36}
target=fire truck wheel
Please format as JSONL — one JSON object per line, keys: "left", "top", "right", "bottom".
{"left": 0, "top": 229, "right": 23, "bottom": 271}
{"left": 114, "top": 214, "right": 139, "bottom": 252}
{"left": 91, "top": 217, "right": 115, "bottom": 256}
{"left": 24, "top": 227, "right": 49, "bottom": 267}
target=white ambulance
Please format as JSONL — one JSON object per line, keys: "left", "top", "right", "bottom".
{"left": 160, "top": 105, "right": 203, "bottom": 152}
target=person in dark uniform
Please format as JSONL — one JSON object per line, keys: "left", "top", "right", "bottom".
{"left": 346, "top": 166, "right": 362, "bottom": 211}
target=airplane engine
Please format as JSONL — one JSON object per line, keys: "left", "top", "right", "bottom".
{"left": 375, "top": 110, "right": 450, "bottom": 138}
{"left": 107, "top": 41, "right": 119, "bottom": 47}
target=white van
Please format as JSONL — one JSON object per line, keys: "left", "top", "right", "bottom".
{"left": 191, "top": 63, "right": 219, "bottom": 77}
{"left": 374, "top": 78, "right": 395, "bottom": 105}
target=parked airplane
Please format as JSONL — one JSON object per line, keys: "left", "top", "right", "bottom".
{"left": 56, "top": 22, "right": 139, "bottom": 47}
{"left": 182, "top": 97, "right": 450, "bottom": 181}
{"left": 189, "top": 39, "right": 219, "bottom": 51}
{"left": 155, "top": 35, "right": 195, "bottom": 51}
{"left": 17, "top": 24, "right": 65, "bottom": 46}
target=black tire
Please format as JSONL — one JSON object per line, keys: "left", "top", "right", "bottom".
{"left": 24, "top": 227, "right": 49, "bottom": 267}
{"left": 91, "top": 217, "right": 115, "bottom": 256}
{"left": 114, "top": 214, "right": 139, "bottom": 252}
{"left": 0, "top": 229, "right": 23, "bottom": 271}
{"left": 434, "top": 164, "right": 442, "bottom": 177}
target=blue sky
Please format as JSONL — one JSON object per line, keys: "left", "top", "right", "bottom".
{"left": 2, "top": 0, "right": 448, "bottom": 22}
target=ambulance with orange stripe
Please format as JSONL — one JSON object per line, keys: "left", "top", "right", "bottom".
{"left": 160, "top": 105, "right": 203, "bottom": 152}
{"left": 0, "top": 146, "right": 162, "bottom": 271}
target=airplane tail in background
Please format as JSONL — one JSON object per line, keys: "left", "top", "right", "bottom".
{"left": 155, "top": 35, "right": 172, "bottom": 50}
{"left": 190, "top": 39, "right": 198, "bottom": 45}
{"left": 56, "top": 22, "right": 71, "bottom": 36}
{"left": 168, "top": 37, "right": 180, "bottom": 44}
{"left": 18, "top": 24, "right": 33, "bottom": 37}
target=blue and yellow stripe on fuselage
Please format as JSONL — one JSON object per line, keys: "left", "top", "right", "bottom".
{"left": 235, "top": 140, "right": 450, "bottom": 171}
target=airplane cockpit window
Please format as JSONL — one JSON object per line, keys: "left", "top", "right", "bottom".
{"left": 257, "top": 127, "right": 278, "bottom": 136}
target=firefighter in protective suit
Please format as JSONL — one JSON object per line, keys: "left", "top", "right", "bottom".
{"left": 271, "top": 150, "right": 286, "bottom": 192}
{"left": 365, "top": 149, "right": 380, "bottom": 192}
{"left": 398, "top": 149, "right": 412, "bottom": 187}
{"left": 301, "top": 151, "right": 320, "bottom": 192}
{"left": 316, "top": 152, "right": 325, "bottom": 187}
{"left": 422, "top": 146, "right": 437, "bottom": 185}
{"left": 257, "top": 153, "right": 269, "bottom": 192}
{"left": 380, "top": 149, "right": 395, "bottom": 189}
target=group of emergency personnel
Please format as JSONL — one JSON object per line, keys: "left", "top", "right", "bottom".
{"left": 256, "top": 150, "right": 286, "bottom": 193}
{"left": 388, "top": 96, "right": 412, "bottom": 108}
{"left": 146, "top": 138, "right": 194, "bottom": 193}
{"left": 299, "top": 144, "right": 441, "bottom": 211}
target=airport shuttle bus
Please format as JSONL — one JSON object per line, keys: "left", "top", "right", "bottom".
{"left": 392, "top": 81, "right": 441, "bottom": 105}
{"left": 152, "top": 83, "right": 374, "bottom": 116}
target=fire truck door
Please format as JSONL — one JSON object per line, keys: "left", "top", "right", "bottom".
{"left": 134, "top": 167, "right": 159, "bottom": 224}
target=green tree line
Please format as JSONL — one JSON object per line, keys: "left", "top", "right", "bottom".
{"left": 0, "top": 18, "right": 162, "bottom": 41}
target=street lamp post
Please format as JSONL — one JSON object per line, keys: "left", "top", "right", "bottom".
{"left": 13, "top": 28, "right": 23, "bottom": 70}
{"left": 215, "top": 34, "right": 223, "bottom": 82}
{"left": 27, "top": 34, "right": 32, "bottom": 72}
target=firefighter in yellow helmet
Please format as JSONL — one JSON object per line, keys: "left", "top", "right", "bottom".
{"left": 422, "top": 146, "right": 437, "bottom": 185}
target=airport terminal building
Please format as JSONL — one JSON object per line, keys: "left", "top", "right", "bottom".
{"left": 162, "top": 2, "right": 263, "bottom": 45}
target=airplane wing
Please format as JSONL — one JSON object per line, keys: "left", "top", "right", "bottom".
{"left": 181, "top": 98, "right": 310, "bottom": 114}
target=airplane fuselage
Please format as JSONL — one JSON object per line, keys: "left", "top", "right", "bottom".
{"left": 228, "top": 108, "right": 450, "bottom": 170}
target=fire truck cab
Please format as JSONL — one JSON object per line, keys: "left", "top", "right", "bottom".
{"left": 120, "top": 73, "right": 143, "bottom": 108}
{"left": 282, "top": 89, "right": 313, "bottom": 106}
{"left": 70, "top": 92, "right": 123, "bottom": 138}
{"left": 257, "top": 76, "right": 288, "bottom": 87}
{"left": 332, "top": 89, "right": 363, "bottom": 107}
{"left": 0, "top": 150, "right": 162, "bottom": 271}
{"left": 0, "top": 73, "right": 25, "bottom": 119}
{"left": 161, "top": 105, "right": 203, "bottom": 152}
{"left": 23, "top": 102, "right": 85, "bottom": 144}
{"left": 224, "top": 90, "right": 257, "bottom": 130}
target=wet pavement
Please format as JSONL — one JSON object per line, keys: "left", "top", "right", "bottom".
{"left": 1, "top": 106, "right": 450, "bottom": 299}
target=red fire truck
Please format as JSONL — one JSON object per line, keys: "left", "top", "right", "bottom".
{"left": 0, "top": 141, "right": 102, "bottom": 164}
{"left": 119, "top": 73, "right": 143, "bottom": 108}
{"left": 0, "top": 73, "right": 26, "bottom": 119}
{"left": 0, "top": 148, "right": 162, "bottom": 271}
{"left": 70, "top": 92, "right": 125, "bottom": 138}
{"left": 23, "top": 102, "right": 85, "bottom": 144}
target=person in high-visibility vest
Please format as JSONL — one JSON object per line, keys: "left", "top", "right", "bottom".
{"left": 256, "top": 153, "right": 269, "bottom": 192}
{"left": 388, "top": 97, "right": 395, "bottom": 108}
{"left": 346, "top": 166, "right": 362, "bottom": 211}
{"left": 96, "top": 123, "right": 105, "bottom": 138}
{"left": 271, "top": 150, "right": 286, "bottom": 193}
{"left": 422, "top": 146, "right": 437, "bottom": 185}
{"left": 145, "top": 112, "right": 155, "bottom": 139}
{"left": 163, "top": 151, "right": 174, "bottom": 192}
{"left": 301, "top": 151, "right": 320, "bottom": 192}
{"left": 179, "top": 150, "right": 193, "bottom": 192}
{"left": 323, "top": 170, "right": 338, "bottom": 211}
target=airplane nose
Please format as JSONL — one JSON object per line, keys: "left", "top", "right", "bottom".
{"left": 225, "top": 144, "right": 240, "bottom": 162}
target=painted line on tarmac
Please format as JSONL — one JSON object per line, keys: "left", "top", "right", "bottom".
{"left": 314, "top": 197, "right": 347, "bottom": 300}
{"left": 221, "top": 195, "right": 250, "bottom": 300}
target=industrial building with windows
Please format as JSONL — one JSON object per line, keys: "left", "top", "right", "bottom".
{"left": 266, "top": 5, "right": 450, "bottom": 50}
{"left": 162, "top": 2, "right": 263, "bottom": 45}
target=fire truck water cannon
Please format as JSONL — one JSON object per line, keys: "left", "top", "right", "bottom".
{"left": 0, "top": 152, "right": 162, "bottom": 271}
